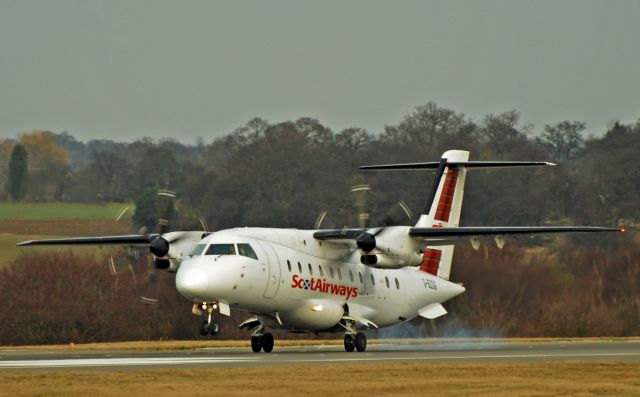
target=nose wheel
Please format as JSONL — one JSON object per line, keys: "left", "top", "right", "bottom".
{"left": 199, "top": 319, "right": 219, "bottom": 336}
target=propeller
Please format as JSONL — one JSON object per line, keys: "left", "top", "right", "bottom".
{"left": 351, "top": 185, "right": 414, "bottom": 265}
{"left": 350, "top": 184, "right": 371, "bottom": 229}
{"left": 381, "top": 201, "right": 413, "bottom": 227}
{"left": 315, "top": 183, "right": 415, "bottom": 265}
{"left": 141, "top": 190, "right": 211, "bottom": 304}
{"left": 140, "top": 189, "right": 177, "bottom": 304}
{"left": 106, "top": 205, "right": 139, "bottom": 284}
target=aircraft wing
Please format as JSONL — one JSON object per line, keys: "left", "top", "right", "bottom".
{"left": 313, "top": 226, "right": 621, "bottom": 247}
{"left": 17, "top": 234, "right": 156, "bottom": 246}
{"left": 408, "top": 226, "right": 621, "bottom": 240}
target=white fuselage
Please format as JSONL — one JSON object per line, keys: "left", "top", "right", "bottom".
{"left": 175, "top": 228, "right": 465, "bottom": 332}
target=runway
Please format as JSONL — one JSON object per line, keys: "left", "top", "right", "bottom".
{"left": 2, "top": 340, "right": 640, "bottom": 370}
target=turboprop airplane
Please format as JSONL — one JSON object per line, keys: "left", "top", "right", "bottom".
{"left": 18, "top": 150, "right": 622, "bottom": 353}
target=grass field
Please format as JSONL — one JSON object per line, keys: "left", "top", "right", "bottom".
{"left": 1, "top": 361, "right": 639, "bottom": 396}
{"left": 0, "top": 202, "right": 132, "bottom": 220}
{"left": 0, "top": 202, "right": 134, "bottom": 265}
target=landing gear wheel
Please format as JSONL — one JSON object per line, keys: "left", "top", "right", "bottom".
{"left": 262, "top": 333, "right": 274, "bottom": 353}
{"left": 251, "top": 335, "right": 263, "bottom": 353}
{"left": 355, "top": 332, "right": 367, "bottom": 352}
{"left": 344, "top": 334, "right": 356, "bottom": 352}
{"left": 199, "top": 321, "right": 209, "bottom": 336}
{"left": 209, "top": 322, "right": 219, "bottom": 336}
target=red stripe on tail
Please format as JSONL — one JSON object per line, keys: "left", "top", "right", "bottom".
{"left": 420, "top": 249, "right": 442, "bottom": 275}
{"left": 434, "top": 169, "right": 458, "bottom": 222}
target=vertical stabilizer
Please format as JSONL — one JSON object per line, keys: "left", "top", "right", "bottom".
{"left": 416, "top": 150, "right": 469, "bottom": 280}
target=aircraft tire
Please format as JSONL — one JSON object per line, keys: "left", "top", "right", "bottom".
{"left": 344, "top": 334, "right": 356, "bottom": 352}
{"left": 262, "top": 333, "right": 274, "bottom": 353}
{"left": 199, "top": 321, "right": 209, "bottom": 336}
{"left": 355, "top": 332, "right": 367, "bottom": 352}
{"left": 209, "top": 322, "right": 219, "bottom": 336}
{"left": 251, "top": 335, "right": 263, "bottom": 353}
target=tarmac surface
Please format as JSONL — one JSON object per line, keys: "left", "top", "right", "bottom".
{"left": 1, "top": 340, "right": 640, "bottom": 371}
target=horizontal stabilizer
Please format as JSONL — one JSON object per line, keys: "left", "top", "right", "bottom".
{"left": 360, "top": 161, "right": 555, "bottom": 170}
{"left": 17, "top": 234, "right": 156, "bottom": 247}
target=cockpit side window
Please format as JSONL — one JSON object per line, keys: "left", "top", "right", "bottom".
{"left": 189, "top": 244, "right": 207, "bottom": 256}
{"left": 205, "top": 244, "right": 236, "bottom": 256}
{"left": 237, "top": 243, "right": 258, "bottom": 260}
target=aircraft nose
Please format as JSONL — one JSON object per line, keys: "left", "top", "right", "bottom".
{"left": 176, "top": 267, "right": 209, "bottom": 300}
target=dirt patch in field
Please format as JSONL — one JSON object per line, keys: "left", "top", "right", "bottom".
{"left": 0, "top": 219, "right": 133, "bottom": 236}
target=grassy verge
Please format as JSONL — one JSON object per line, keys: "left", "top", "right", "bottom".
{"left": 3, "top": 337, "right": 640, "bottom": 351}
{"left": 1, "top": 361, "right": 639, "bottom": 396}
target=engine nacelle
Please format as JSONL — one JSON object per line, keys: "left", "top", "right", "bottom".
{"left": 371, "top": 226, "right": 423, "bottom": 268}
{"left": 361, "top": 253, "right": 422, "bottom": 268}
{"left": 280, "top": 299, "right": 344, "bottom": 331}
{"left": 158, "top": 231, "right": 208, "bottom": 272}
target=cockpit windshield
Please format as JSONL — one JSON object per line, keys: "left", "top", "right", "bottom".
{"left": 205, "top": 244, "right": 236, "bottom": 256}
{"left": 189, "top": 244, "right": 207, "bottom": 256}
{"left": 237, "top": 243, "right": 258, "bottom": 260}
{"left": 191, "top": 242, "right": 259, "bottom": 260}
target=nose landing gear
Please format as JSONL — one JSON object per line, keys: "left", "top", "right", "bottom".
{"left": 195, "top": 302, "right": 219, "bottom": 336}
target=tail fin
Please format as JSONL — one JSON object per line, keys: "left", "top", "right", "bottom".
{"left": 415, "top": 150, "right": 469, "bottom": 279}
{"left": 360, "top": 150, "right": 554, "bottom": 279}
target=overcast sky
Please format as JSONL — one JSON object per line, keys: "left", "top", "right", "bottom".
{"left": 1, "top": 0, "right": 638, "bottom": 143}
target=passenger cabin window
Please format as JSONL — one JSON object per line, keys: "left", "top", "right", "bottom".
{"left": 370, "top": 274, "right": 375, "bottom": 286}
{"left": 385, "top": 276, "right": 390, "bottom": 288}
{"left": 337, "top": 268, "right": 342, "bottom": 280}
{"left": 358, "top": 272, "right": 364, "bottom": 285}
{"left": 205, "top": 244, "right": 236, "bottom": 256}
{"left": 395, "top": 278, "right": 400, "bottom": 290}
{"left": 330, "top": 267, "right": 335, "bottom": 279}
{"left": 189, "top": 244, "right": 207, "bottom": 256}
{"left": 319, "top": 265, "right": 325, "bottom": 278}
{"left": 349, "top": 270, "right": 354, "bottom": 282}
{"left": 308, "top": 263, "right": 313, "bottom": 275}
{"left": 298, "top": 262, "right": 302, "bottom": 273}
{"left": 287, "top": 260, "right": 292, "bottom": 272}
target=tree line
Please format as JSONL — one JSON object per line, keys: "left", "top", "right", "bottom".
{"left": 0, "top": 101, "right": 638, "bottom": 344}
{"left": 1, "top": 102, "right": 638, "bottom": 231}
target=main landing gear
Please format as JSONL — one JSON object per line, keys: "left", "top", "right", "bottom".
{"left": 342, "top": 319, "right": 367, "bottom": 352}
{"left": 196, "top": 302, "right": 219, "bottom": 336}
{"left": 250, "top": 323, "right": 274, "bottom": 353}
{"left": 238, "top": 317, "right": 274, "bottom": 353}
{"left": 344, "top": 332, "right": 367, "bottom": 352}
{"left": 251, "top": 333, "right": 274, "bottom": 353}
